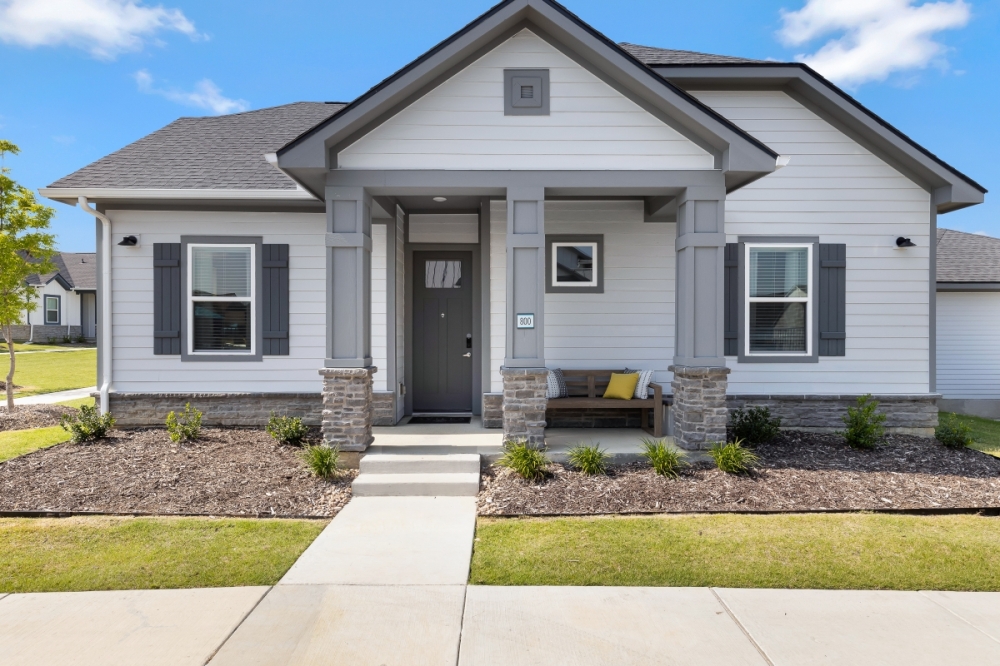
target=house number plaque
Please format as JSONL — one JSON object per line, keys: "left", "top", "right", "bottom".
{"left": 516, "top": 313, "right": 535, "bottom": 329}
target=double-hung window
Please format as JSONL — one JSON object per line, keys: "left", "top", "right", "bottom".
{"left": 188, "top": 244, "right": 254, "bottom": 354}
{"left": 745, "top": 243, "right": 812, "bottom": 357}
{"left": 44, "top": 296, "right": 60, "bottom": 324}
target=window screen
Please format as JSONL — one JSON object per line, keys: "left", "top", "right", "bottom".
{"left": 190, "top": 245, "right": 253, "bottom": 352}
{"left": 425, "top": 260, "right": 462, "bottom": 289}
{"left": 747, "top": 246, "right": 810, "bottom": 354}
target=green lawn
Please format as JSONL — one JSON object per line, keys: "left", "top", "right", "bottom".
{"left": 0, "top": 516, "right": 328, "bottom": 593}
{"left": 0, "top": 426, "right": 70, "bottom": 463}
{"left": 471, "top": 513, "right": 1000, "bottom": 590}
{"left": 939, "top": 411, "right": 1000, "bottom": 458}
{"left": 9, "top": 348, "right": 96, "bottom": 397}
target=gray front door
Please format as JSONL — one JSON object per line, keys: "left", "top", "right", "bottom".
{"left": 413, "top": 251, "right": 473, "bottom": 412}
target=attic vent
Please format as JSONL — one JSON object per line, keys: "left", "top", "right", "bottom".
{"left": 505, "top": 69, "right": 549, "bottom": 116}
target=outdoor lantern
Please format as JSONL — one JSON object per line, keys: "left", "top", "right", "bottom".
{"left": 896, "top": 237, "right": 916, "bottom": 248}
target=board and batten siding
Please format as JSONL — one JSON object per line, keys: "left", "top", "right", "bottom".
{"left": 105, "top": 210, "right": 326, "bottom": 393}
{"left": 489, "top": 200, "right": 675, "bottom": 392}
{"left": 371, "top": 223, "right": 388, "bottom": 392}
{"left": 937, "top": 292, "right": 1000, "bottom": 399}
{"left": 338, "top": 29, "right": 713, "bottom": 171}
{"left": 691, "top": 89, "right": 932, "bottom": 395}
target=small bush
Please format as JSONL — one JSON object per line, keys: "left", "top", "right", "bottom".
{"left": 266, "top": 413, "right": 309, "bottom": 446}
{"left": 60, "top": 404, "right": 115, "bottom": 443}
{"left": 566, "top": 443, "right": 610, "bottom": 475}
{"left": 497, "top": 439, "right": 550, "bottom": 481}
{"left": 300, "top": 444, "right": 341, "bottom": 479}
{"left": 75, "top": 334, "right": 87, "bottom": 344}
{"left": 730, "top": 406, "right": 782, "bottom": 445}
{"left": 166, "top": 403, "right": 203, "bottom": 443}
{"left": 839, "top": 394, "right": 886, "bottom": 450}
{"left": 61, "top": 335, "right": 72, "bottom": 344}
{"left": 708, "top": 438, "right": 760, "bottom": 475}
{"left": 640, "top": 437, "right": 686, "bottom": 478}
{"left": 936, "top": 415, "right": 974, "bottom": 449}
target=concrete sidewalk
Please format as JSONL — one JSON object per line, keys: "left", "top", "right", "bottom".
{"left": 10, "top": 386, "right": 95, "bottom": 405}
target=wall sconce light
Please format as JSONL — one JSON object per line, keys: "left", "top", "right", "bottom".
{"left": 895, "top": 237, "right": 916, "bottom": 248}
{"left": 118, "top": 235, "right": 138, "bottom": 247}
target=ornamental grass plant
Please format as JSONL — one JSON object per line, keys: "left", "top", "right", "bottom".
{"left": 639, "top": 437, "right": 687, "bottom": 478}
{"left": 497, "top": 439, "right": 550, "bottom": 481}
{"left": 300, "top": 444, "right": 341, "bottom": 479}
{"left": 708, "top": 438, "right": 759, "bottom": 475}
{"left": 566, "top": 443, "right": 610, "bottom": 475}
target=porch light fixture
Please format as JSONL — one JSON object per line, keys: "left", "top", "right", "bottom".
{"left": 433, "top": 196, "right": 447, "bottom": 202}
{"left": 118, "top": 235, "right": 138, "bottom": 247}
{"left": 895, "top": 237, "right": 916, "bottom": 248}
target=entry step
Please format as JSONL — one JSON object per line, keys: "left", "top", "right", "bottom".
{"left": 352, "top": 472, "right": 480, "bottom": 497}
{"left": 359, "top": 453, "right": 481, "bottom": 475}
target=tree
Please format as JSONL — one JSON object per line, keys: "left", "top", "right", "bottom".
{"left": 0, "top": 140, "right": 56, "bottom": 408}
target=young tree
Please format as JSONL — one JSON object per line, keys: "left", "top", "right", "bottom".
{"left": 0, "top": 140, "right": 56, "bottom": 408}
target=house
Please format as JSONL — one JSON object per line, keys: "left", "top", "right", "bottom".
{"left": 14, "top": 252, "right": 98, "bottom": 343}
{"left": 936, "top": 229, "right": 1000, "bottom": 418}
{"left": 39, "top": 0, "right": 985, "bottom": 450}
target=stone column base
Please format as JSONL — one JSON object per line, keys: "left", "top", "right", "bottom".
{"left": 501, "top": 367, "right": 548, "bottom": 447}
{"left": 320, "top": 366, "right": 376, "bottom": 452}
{"left": 669, "top": 365, "right": 730, "bottom": 450}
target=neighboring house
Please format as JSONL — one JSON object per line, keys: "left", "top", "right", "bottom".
{"left": 15, "top": 253, "right": 98, "bottom": 343}
{"left": 39, "top": 0, "right": 985, "bottom": 451}
{"left": 936, "top": 229, "right": 1000, "bottom": 418}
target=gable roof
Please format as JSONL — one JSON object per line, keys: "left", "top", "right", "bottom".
{"left": 25, "top": 253, "right": 97, "bottom": 290}
{"left": 937, "top": 228, "right": 1000, "bottom": 283}
{"left": 618, "top": 43, "right": 765, "bottom": 66}
{"left": 43, "top": 102, "right": 344, "bottom": 204}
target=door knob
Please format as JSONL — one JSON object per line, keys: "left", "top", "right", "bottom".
{"left": 462, "top": 352, "right": 471, "bottom": 358}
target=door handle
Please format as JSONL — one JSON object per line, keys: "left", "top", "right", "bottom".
{"left": 462, "top": 352, "right": 471, "bottom": 358}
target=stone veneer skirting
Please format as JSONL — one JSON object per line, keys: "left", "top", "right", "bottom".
{"left": 106, "top": 392, "right": 323, "bottom": 427}
{"left": 482, "top": 393, "right": 503, "bottom": 429}
{"left": 8, "top": 324, "right": 84, "bottom": 343}
{"left": 728, "top": 394, "right": 940, "bottom": 435}
{"left": 372, "top": 391, "right": 397, "bottom": 426}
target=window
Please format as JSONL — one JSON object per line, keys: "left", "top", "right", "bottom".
{"left": 188, "top": 244, "right": 253, "bottom": 354}
{"left": 546, "top": 235, "right": 604, "bottom": 293}
{"left": 504, "top": 69, "right": 549, "bottom": 116}
{"left": 44, "top": 295, "right": 60, "bottom": 324}
{"left": 425, "top": 260, "right": 462, "bottom": 289}
{"left": 745, "top": 244, "right": 811, "bottom": 356}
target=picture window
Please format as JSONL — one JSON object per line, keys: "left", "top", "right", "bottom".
{"left": 545, "top": 235, "right": 604, "bottom": 294}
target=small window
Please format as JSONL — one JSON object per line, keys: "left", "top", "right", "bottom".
{"left": 425, "top": 260, "right": 462, "bottom": 289}
{"left": 546, "top": 234, "right": 603, "bottom": 293}
{"left": 746, "top": 244, "right": 811, "bottom": 356}
{"left": 189, "top": 245, "right": 253, "bottom": 353}
{"left": 44, "top": 295, "right": 60, "bottom": 324}
{"left": 504, "top": 69, "right": 549, "bottom": 115}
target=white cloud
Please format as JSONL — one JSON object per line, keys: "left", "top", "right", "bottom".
{"left": 135, "top": 69, "right": 248, "bottom": 115}
{"left": 0, "top": 0, "right": 198, "bottom": 59}
{"left": 778, "top": 0, "right": 971, "bottom": 86}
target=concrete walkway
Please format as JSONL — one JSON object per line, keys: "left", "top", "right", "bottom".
{"left": 9, "top": 386, "right": 95, "bottom": 405}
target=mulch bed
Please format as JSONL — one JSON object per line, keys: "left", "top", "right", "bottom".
{"left": 0, "top": 404, "right": 75, "bottom": 432}
{"left": 479, "top": 431, "right": 1000, "bottom": 515}
{"left": 0, "top": 428, "right": 354, "bottom": 517}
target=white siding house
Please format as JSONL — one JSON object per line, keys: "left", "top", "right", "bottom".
{"left": 19, "top": 252, "right": 97, "bottom": 343}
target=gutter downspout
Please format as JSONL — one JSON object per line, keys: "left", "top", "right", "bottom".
{"left": 77, "top": 197, "right": 112, "bottom": 414}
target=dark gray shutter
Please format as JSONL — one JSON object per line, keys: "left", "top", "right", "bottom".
{"left": 724, "top": 242, "right": 739, "bottom": 356}
{"left": 262, "top": 244, "right": 290, "bottom": 355}
{"left": 153, "top": 243, "right": 181, "bottom": 355}
{"left": 818, "top": 243, "right": 846, "bottom": 356}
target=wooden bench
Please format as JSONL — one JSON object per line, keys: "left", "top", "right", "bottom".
{"left": 545, "top": 369, "right": 671, "bottom": 437}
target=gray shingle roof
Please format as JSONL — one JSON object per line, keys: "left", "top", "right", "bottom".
{"left": 937, "top": 228, "right": 1000, "bottom": 282}
{"left": 25, "top": 253, "right": 97, "bottom": 289}
{"left": 49, "top": 102, "right": 345, "bottom": 190}
{"left": 619, "top": 43, "right": 768, "bottom": 66}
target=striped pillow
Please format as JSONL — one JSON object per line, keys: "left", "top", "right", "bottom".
{"left": 624, "top": 368, "right": 655, "bottom": 399}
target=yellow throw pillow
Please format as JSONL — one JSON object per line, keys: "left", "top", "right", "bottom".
{"left": 603, "top": 373, "right": 639, "bottom": 400}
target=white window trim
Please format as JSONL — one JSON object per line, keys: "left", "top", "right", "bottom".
{"left": 744, "top": 242, "right": 813, "bottom": 358}
{"left": 551, "top": 241, "right": 599, "bottom": 288}
{"left": 44, "top": 295, "right": 60, "bottom": 325}
{"left": 186, "top": 243, "right": 255, "bottom": 356}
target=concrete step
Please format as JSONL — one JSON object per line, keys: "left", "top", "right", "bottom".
{"left": 352, "top": 472, "right": 480, "bottom": 497}
{"left": 360, "top": 453, "right": 481, "bottom": 475}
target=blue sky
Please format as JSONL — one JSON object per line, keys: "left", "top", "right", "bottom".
{"left": 1, "top": 0, "right": 998, "bottom": 252}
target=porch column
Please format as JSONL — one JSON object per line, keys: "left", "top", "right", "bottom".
{"left": 321, "top": 186, "right": 375, "bottom": 452}
{"left": 670, "top": 187, "right": 730, "bottom": 450}
{"left": 501, "top": 187, "right": 547, "bottom": 446}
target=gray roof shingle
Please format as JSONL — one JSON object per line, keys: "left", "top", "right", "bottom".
{"left": 49, "top": 102, "right": 345, "bottom": 190}
{"left": 937, "top": 228, "right": 1000, "bottom": 283}
{"left": 25, "top": 252, "right": 97, "bottom": 290}
{"left": 619, "top": 43, "right": 768, "bottom": 66}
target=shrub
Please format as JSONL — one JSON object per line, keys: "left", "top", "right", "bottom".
{"left": 839, "top": 394, "right": 886, "bottom": 450}
{"left": 497, "top": 439, "right": 550, "bottom": 481}
{"left": 165, "top": 403, "right": 202, "bottom": 443}
{"left": 566, "top": 443, "right": 610, "bottom": 475}
{"left": 640, "top": 437, "right": 686, "bottom": 478}
{"left": 75, "top": 334, "right": 87, "bottom": 344}
{"left": 708, "top": 438, "right": 760, "bottom": 475}
{"left": 300, "top": 444, "right": 341, "bottom": 479}
{"left": 730, "top": 406, "right": 782, "bottom": 445}
{"left": 61, "top": 335, "right": 72, "bottom": 344}
{"left": 60, "top": 404, "right": 115, "bottom": 443}
{"left": 266, "top": 413, "right": 309, "bottom": 446}
{"left": 936, "top": 415, "right": 974, "bottom": 449}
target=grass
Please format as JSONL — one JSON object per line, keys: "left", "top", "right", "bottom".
{"left": 0, "top": 516, "right": 328, "bottom": 593}
{"left": 471, "top": 513, "right": 1000, "bottom": 591}
{"left": 56, "top": 396, "right": 95, "bottom": 409}
{"left": 8, "top": 348, "right": 96, "bottom": 397}
{"left": 0, "top": 425, "right": 71, "bottom": 463}
{"left": 939, "top": 411, "right": 1000, "bottom": 459}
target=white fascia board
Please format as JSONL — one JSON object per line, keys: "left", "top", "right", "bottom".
{"left": 38, "top": 187, "right": 319, "bottom": 202}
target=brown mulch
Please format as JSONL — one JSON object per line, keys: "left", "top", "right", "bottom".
{"left": 479, "top": 431, "right": 1000, "bottom": 515}
{"left": 0, "top": 428, "right": 354, "bottom": 517}
{"left": 0, "top": 404, "right": 75, "bottom": 431}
